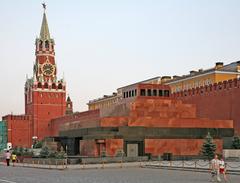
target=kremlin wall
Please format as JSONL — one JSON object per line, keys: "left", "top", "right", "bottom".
{"left": 172, "top": 78, "right": 240, "bottom": 135}
{"left": 1, "top": 6, "right": 239, "bottom": 158}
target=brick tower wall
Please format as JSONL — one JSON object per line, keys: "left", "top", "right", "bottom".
{"left": 31, "top": 91, "right": 66, "bottom": 140}
{"left": 2, "top": 115, "right": 33, "bottom": 148}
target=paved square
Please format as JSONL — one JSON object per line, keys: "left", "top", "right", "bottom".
{"left": 0, "top": 166, "right": 239, "bottom": 183}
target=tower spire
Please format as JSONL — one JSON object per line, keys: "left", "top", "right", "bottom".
{"left": 40, "top": 3, "right": 50, "bottom": 40}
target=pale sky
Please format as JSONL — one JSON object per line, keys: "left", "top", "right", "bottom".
{"left": 1, "top": 0, "right": 240, "bottom": 117}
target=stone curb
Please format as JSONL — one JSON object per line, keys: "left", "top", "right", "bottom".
{"left": 0, "top": 162, "right": 140, "bottom": 171}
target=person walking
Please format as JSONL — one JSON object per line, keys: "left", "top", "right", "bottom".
{"left": 219, "top": 156, "right": 228, "bottom": 182}
{"left": 11, "top": 152, "right": 17, "bottom": 167}
{"left": 210, "top": 154, "right": 221, "bottom": 182}
{"left": 5, "top": 150, "right": 11, "bottom": 166}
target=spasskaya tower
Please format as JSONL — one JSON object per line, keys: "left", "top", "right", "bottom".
{"left": 25, "top": 4, "right": 66, "bottom": 140}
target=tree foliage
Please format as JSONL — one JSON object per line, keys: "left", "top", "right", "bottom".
{"left": 232, "top": 136, "right": 240, "bottom": 149}
{"left": 12, "top": 146, "right": 33, "bottom": 156}
{"left": 201, "top": 132, "right": 216, "bottom": 160}
{"left": 40, "top": 146, "right": 50, "bottom": 158}
{"left": 39, "top": 146, "right": 65, "bottom": 159}
{"left": 33, "top": 141, "right": 43, "bottom": 149}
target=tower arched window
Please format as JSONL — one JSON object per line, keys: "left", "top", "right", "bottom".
{"left": 52, "top": 83, "right": 56, "bottom": 89}
{"left": 58, "top": 83, "right": 62, "bottom": 89}
{"left": 44, "top": 82, "right": 48, "bottom": 89}
{"left": 39, "top": 40, "right": 43, "bottom": 49}
{"left": 37, "top": 82, "right": 42, "bottom": 88}
{"left": 45, "top": 41, "right": 49, "bottom": 49}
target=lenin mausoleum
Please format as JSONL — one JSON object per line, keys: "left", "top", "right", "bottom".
{"left": 1, "top": 7, "right": 240, "bottom": 158}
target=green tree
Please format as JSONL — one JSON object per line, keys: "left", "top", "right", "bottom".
{"left": 33, "top": 141, "right": 43, "bottom": 149}
{"left": 201, "top": 132, "right": 216, "bottom": 160}
{"left": 12, "top": 147, "right": 33, "bottom": 157}
{"left": 40, "top": 146, "right": 50, "bottom": 158}
{"left": 232, "top": 136, "right": 240, "bottom": 149}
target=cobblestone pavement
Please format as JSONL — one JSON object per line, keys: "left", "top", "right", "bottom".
{"left": 0, "top": 166, "right": 239, "bottom": 183}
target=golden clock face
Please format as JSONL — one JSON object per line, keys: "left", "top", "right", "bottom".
{"left": 42, "top": 63, "right": 55, "bottom": 76}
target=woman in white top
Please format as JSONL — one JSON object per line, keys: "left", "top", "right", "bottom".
{"left": 5, "top": 150, "right": 11, "bottom": 166}
{"left": 210, "top": 154, "right": 221, "bottom": 182}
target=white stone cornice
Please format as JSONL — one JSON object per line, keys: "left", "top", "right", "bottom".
{"left": 32, "top": 88, "right": 66, "bottom": 93}
{"left": 36, "top": 53, "right": 55, "bottom": 57}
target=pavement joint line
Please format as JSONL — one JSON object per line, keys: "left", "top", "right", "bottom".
{"left": 0, "top": 179, "right": 17, "bottom": 183}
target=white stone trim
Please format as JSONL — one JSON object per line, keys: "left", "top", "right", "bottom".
{"left": 32, "top": 89, "right": 66, "bottom": 93}
{"left": 36, "top": 53, "right": 55, "bottom": 57}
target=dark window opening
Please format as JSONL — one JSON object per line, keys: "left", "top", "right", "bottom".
{"left": 44, "top": 83, "right": 48, "bottom": 89}
{"left": 52, "top": 83, "right": 56, "bottom": 89}
{"left": 129, "top": 91, "right": 131, "bottom": 97}
{"left": 140, "top": 89, "right": 146, "bottom": 96}
{"left": 39, "top": 40, "right": 43, "bottom": 49}
{"left": 126, "top": 91, "right": 128, "bottom": 98}
{"left": 58, "top": 83, "right": 63, "bottom": 89}
{"left": 159, "top": 90, "right": 163, "bottom": 96}
{"left": 45, "top": 41, "right": 49, "bottom": 49}
{"left": 153, "top": 89, "right": 157, "bottom": 96}
{"left": 37, "top": 82, "right": 42, "bottom": 88}
{"left": 123, "top": 92, "right": 126, "bottom": 98}
{"left": 147, "top": 89, "right": 152, "bottom": 96}
{"left": 164, "top": 90, "right": 170, "bottom": 97}
{"left": 132, "top": 90, "right": 134, "bottom": 97}
{"left": 135, "top": 89, "right": 137, "bottom": 96}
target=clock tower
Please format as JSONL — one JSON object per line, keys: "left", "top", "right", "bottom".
{"left": 25, "top": 6, "right": 66, "bottom": 140}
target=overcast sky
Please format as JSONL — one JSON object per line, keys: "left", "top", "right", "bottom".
{"left": 1, "top": 0, "right": 240, "bottom": 117}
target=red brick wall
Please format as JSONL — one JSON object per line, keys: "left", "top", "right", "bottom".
{"left": 31, "top": 91, "right": 66, "bottom": 140}
{"left": 3, "top": 115, "right": 33, "bottom": 148}
{"left": 56, "top": 110, "right": 101, "bottom": 133}
{"left": 172, "top": 79, "right": 240, "bottom": 134}
{"left": 145, "top": 139, "right": 223, "bottom": 156}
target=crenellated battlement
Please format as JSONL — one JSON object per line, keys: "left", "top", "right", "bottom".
{"left": 172, "top": 78, "right": 240, "bottom": 98}
{"left": 51, "top": 110, "right": 100, "bottom": 123}
{"left": 2, "top": 114, "right": 31, "bottom": 121}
